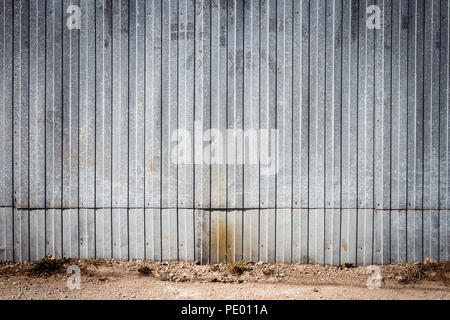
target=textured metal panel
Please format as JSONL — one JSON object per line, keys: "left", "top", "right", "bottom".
{"left": 0, "top": 0, "right": 449, "bottom": 265}
{"left": 226, "top": 210, "right": 243, "bottom": 263}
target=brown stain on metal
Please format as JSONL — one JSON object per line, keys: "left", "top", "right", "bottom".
{"left": 226, "top": 217, "right": 234, "bottom": 263}
{"left": 146, "top": 155, "right": 160, "bottom": 184}
{"left": 148, "top": 155, "right": 160, "bottom": 174}
{"left": 342, "top": 238, "right": 348, "bottom": 252}
{"left": 210, "top": 212, "right": 228, "bottom": 263}
{"left": 219, "top": 215, "right": 227, "bottom": 263}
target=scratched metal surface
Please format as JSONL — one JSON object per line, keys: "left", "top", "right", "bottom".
{"left": 0, "top": 0, "right": 448, "bottom": 265}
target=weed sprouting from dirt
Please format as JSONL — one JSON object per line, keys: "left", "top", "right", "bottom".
{"left": 391, "top": 258, "right": 450, "bottom": 285}
{"left": 397, "top": 263, "right": 424, "bottom": 284}
{"left": 138, "top": 266, "right": 153, "bottom": 276}
{"left": 228, "top": 261, "right": 249, "bottom": 276}
{"left": 29, "top": 255, "right": 68, "bottom": 276}
{"left": 338, "top": 263, "right": 355, "bottom": 270}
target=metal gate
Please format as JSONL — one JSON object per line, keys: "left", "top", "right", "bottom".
{"left": 0, "top": 0, "right": 449, "bottom": 265}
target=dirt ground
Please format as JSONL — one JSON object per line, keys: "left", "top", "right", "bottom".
{"left": 0, "top": 257, "right": 449, "bottom": 300}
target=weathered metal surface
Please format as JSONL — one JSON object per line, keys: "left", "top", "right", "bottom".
{"left": 0, "top": 0, "right": 448, "bottom": 265}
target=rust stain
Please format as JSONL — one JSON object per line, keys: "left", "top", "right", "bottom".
{"left": 211, "top": 212, "right": 228, "bottom": 263}
{"left": 148, "top": 155, "right": 160, "bottom": 175}
{"left": 342, "top": 238, "right": 348, "bottom": 252}
{"left": 226, "top": 217, "right": 234, "bottom": 262}
{"left": 219, "top": 216, "right": 227, "bottom": 263}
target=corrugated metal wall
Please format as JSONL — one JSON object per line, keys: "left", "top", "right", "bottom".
{"left": 0, "top": 0, "right": 449, "bottom": 265}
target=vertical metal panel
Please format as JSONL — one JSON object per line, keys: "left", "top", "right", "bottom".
{"left": 275, "top": 0, "right": 293, "bottom": 263}
{"left": 210, "top": 0, "right": 227, "bottom": 209}
{"left": 243, "top": 0, "right": 259, "bottom": 210}
{"left": 0, "top": 1, "right": 12, "bottom": 209}
{"left": 406, "top": 0, "right": 424, "bottom": 264}
{"left": 111, "top": 0, "right": 129, "bottom": 260}
{"left": 193, "top": 0, "right": 211, "bottom": 263}
{"left": 44, "top": 0, "right": 63, "bottom": 259}
{"left": 340, "top": 0, "right": 359, "bottom": 265}
{"left": 390, "top": 0, "right": 409, "bottom": 264}
{"left": 373, "top": 0, "right": 392, "bottom": 265}
{"left": 2, "top": 0, "right": 449, "bottom": 265}
{"left": 242, "top": 0, "right": 260, "bottom": 262}
{"left": 177, "top": 0, "right": 195, "bottom": 262}
{"left": 0, "top": 0, "right": 13, "bottom": 263}
{"left": 439, "top": 0, "right": 449, "bottom": 262}
{"left": 29, "top": 0, "right": 46, "bottom": 212}
{"left": 78, "top": 0, "right": 95, "bottom": 259}
{"left": 128, "top": 0, "right": 145, "bottom": 260}
{"left": 26, "top": 0, "right": 44, "bottom": 260}
{"left": 94, "top": 0, "right": 113, "bottom": 259}
{"left": 324, "top": 0, "right": 342, "bottom": 266}
{"left": 258, "top": 1, "right": 276, "bottom": 261}
{"left": 12, "top": 0, "right": 30, "bottom": 263}
{"left": 292, "top": 0, "right": 309, "bottom": 265}
{"left": 144, "top": 0, "right": 162, "bottom": 261}
{"left": 423, "top": 0, "right": 440, "bottom": 261}
{"left": 226, "top": 0, "right": 244, "bottom": 263}
{"left": 62, "top": 0, "right": 80, "bottom": 259}
{"left": 308, "top": 0, "right": 326, "bottom": 265}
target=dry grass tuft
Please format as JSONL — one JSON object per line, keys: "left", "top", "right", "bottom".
{"left": 397, "top": 263, "right": 424, "bottom": 284}
{"left": 227, "top": 261, "right": 248, "bottom": 276}
{"left": 138, "top": 266, "right": 154, "bottom": 276}
{"left": 393, "top": 258, "right": 450, "bottom": 285}
{"left": 29, "top": 255, "right": 68, "bottom": 276}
